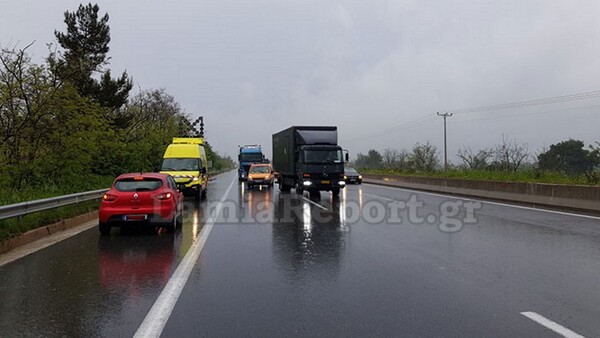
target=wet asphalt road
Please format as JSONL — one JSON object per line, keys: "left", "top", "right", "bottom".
{"left": 1, "top": 170, "right": 600, "bottom": 337}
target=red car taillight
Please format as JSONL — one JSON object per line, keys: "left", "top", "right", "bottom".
{"left": 102, "top": 194, "right": 118, "bottom": 202}
{"left": 155, "top": 192, "right": 173, "bottom": 200}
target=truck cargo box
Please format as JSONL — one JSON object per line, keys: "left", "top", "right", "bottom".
{"left": 273, "top": 126, "right": 337, "bottom": 176}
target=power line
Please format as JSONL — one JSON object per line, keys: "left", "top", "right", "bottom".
{"left": 346, "top": 89, "right": 600, "bottom": 143}
{"left": 453, "top": 104, "right": 600, "bottom": 124}
{"left": 451, "top": 90, "right": 600, "bottom": 114}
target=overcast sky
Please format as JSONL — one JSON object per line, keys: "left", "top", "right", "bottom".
{"left": 2, "top": 0, "right": 600, "bottom": 162}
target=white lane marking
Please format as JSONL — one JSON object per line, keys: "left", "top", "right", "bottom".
{"left": 521, "top": 311, "right": 586, "bottom": 338}
{"left": 301, "top": 196, "right": 328, "bottom": 210}
{"left": 362, "top": 192, "right": 397, "bottom": 202}
{"left": 134, "top": 178, "right": 236, "bottom": 338}
{"left": 364, "top": 183, "right": 600, "bottom": 221}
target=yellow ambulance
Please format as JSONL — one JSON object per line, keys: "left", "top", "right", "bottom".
{"left": 160, "top": 137, "right": 209, "bottom": 200}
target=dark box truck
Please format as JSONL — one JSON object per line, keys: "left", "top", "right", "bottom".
{"left": 272, "top": 126, "right": 347, "bottom": 197}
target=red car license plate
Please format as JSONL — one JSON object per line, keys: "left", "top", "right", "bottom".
{"left": 123, "top": 214, "right": 147, "bottom": 221}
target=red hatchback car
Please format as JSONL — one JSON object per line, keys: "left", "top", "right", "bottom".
{"left": 99, "top": 173, "right": 184, "bottom": 235}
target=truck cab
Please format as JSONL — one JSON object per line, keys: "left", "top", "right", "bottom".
{"left": 295, "top": 145, "right": 345, "bottom": 193}
{"left": 238, "top": 145, "right": 266, "bottom": 181}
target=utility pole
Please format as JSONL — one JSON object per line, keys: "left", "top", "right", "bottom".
{"left": 437, "top": 112, "right": 453, "bottom": 169}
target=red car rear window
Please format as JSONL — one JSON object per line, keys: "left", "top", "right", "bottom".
{"left": 114, "top": 178, "right": 163, "bottom": 192}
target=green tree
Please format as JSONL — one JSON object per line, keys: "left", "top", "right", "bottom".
{"left": 116, "top": 89, "right": 186, "bottom": 172}
{"left": 457, "top": 147, "right": 492, "bottom": 170}
{"left": 204, "top": 142, "right": 219, "bottom": 170}
{"left": 382, "top": 148, "right": 409, "bottom": 170}
{"left": 537, "top": 139, "right": 599, "bottom": 175}
{"left": 409, "top": 141, "right": 440, "bottom": 172}
{"left": 355, "top": 149, "right": 383, "bottom": 169}
{"left": 490, "top": 136, "right": 529, "bottom": 172}
{"left": 54, "top": 3, "right": 109, "bottom": 75}
{"left": 42, "top": 85, "right": 108, "bottom": 183}
{"left": 52, "top": 3, "right": 132, "bottom": 114}
{"left": 1, "top": 45, "right": 61, "bottom": 188}
{"left": 0, "top": 44, "right": 109, "bottom": 188}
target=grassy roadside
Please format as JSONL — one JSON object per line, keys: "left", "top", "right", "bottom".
{"left": 362, "top": 168, "right": 600, "bottom": 186}
{"left": 0, "top": 176, "right": 114, "bottom": 242}
{"left": 0, "top": 175, "right": 114, "bottom": 205}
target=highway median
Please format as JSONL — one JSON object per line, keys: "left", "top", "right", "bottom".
{"left": 363, "top": 173, "right": 600, "bottom": 214}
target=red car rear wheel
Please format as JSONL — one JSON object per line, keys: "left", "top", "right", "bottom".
{"left": 99, "top": 223, "right": 111, "bottom": 236}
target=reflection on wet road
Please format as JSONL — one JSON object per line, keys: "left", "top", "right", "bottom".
{"left": 271, "top": 192, "right": 348, "bottom": 286}
{"left": 2, "top": 171, "right": 600, "bottom": 337}
{"left": 0, "top": 186, "right": 215, "bottom": 337}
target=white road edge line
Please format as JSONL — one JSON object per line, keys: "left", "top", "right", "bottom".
{"left": 301, "top": 196, "right": 328, "bottom": 210}
{"left": 521, "top": 311, "right": 586, "bottom": 338}
{"left": 133, "top": 177, "right": 236, "bottom": 338}
{"left": 365, "top": 183, "right": 600, "bottom": 221}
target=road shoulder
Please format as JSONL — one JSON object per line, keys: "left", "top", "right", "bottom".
{"left": 0, "top": 214, "right": 97, "bottom": 267}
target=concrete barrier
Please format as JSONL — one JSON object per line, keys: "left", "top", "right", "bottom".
{"left": 363, "top": 174, "right": 600, "bottom": 213}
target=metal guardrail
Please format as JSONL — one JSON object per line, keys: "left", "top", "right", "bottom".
{"left": 0, "top": 189, "right": 108, "bottom": 221}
